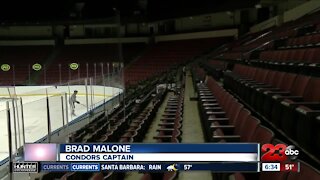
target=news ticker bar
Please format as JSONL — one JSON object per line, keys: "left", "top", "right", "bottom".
{"left": 12, "top": 162, "right": 259, "bottom": 173}
{"left": 24, "top": 143, "right": 259, "bottom": 162}
{"left": 12, "top": 162, "right": 300, "bottom": 173}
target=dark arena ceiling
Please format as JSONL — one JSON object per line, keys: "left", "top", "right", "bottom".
{"left": 0, "top": 0, "right": 259, "bottom": 23}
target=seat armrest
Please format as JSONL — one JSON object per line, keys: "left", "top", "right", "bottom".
{"left": 199, "top": 95, "right": 215, "bottom": 98}
{"left": 308, "top": 63, "right": 320, "bottom": 67}
{"left": 159, "top": 122, "right": 175, "bottom": 126}
{"left": 208, "top": 117, "right": 229, "bottom": 120}
{"left": 245, "top": 82, "right": 265, "bottom": 86}
{"left": 165, "top": 107, "right": 177, "bottom": 111}
{"left": 264, "top": 91, "right": 290, "bottom": 95}
{"left": 256, "top": 87, "right": 280, "bottom": 92}
{"left": 203, "top": 102, "right": 219, "bottom": 106}
{"left": 161, "top": 117, "right": 175, "bottom": 120}
{"left": 157, "top": 128, "right": 174, "bottom": 131}
{"left": 296, "top": 106, "right": 320, "bottom": 116}
{"left": 204, "top": 107, "right": 222, "bottom": 111}
{"left": 206, "top": 111, "right": 226, "bottom": 115}
{"left": 250, "top": 84, "right": 272, "bottom": 88}
{"left": 162, "top": 113, "right": 176, "bottom": 116}
{"left": 201, "top": 99, "right": 217, "bottom": 102}
{"left": 239, "top": 78, "right": 254, "bottom": 82}
{"left": 198, "top": 90, "right": 211, "bottom": 93}
{"left": 273, "top": 95, "right": 303, "bottom": 101}
{"left": 211, "top": 125, "right": 235, "bottom": 129}
{"left": 281, "top": 100, "right": 320, "bottom": 108}
{"left": 202, "top": 102, "right": 219, "bottom": 106}
{"left": 199, "top": 93, "right": 212, "bottom": 96}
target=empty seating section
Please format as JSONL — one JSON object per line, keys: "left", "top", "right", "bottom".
{"left": 193, "top": 65, "right": 320, "bottom": 180}
{"left": 223, "top": 64, "right": 320, "bottom": 158}
{"left": 248, "top": 19, "right": 320, "bottom": 69}
{"left": 124, "top": 37, "right": 229, "bottom": 86}
{"left": 195, "top": 69, "right": 273, "bottom": 144}
{"left": 210, "top": 13, "right": 320, "bottom": 68}
{"left": 38, "top": 43, "right": 145, "bottom": 84}
{"left": 0, "top": 46, "right": 52, "bottom": 85}
{"left": 197, "top": 15, "right": 320, "bottom": 175}
{"left": 258, "top": 48, "right": 320, "bottom": 65}
{"left": 286, "top": 34, "right": 320, "bottom": 48}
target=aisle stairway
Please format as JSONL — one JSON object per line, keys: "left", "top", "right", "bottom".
{"left": 179, "top": 70, "right": 212, "bottom": 180}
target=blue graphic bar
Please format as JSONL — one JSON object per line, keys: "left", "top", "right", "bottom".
{"left": 59, "top": 143, "right": 258, "bottom": 153}
{"left": 40, "top": 162, "right": 258, "bottom": 172}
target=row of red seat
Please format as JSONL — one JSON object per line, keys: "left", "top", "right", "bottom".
{"left": 216, "top": 12, "right": 320, "bottom": 62}
{"left": 125, "top": 38, "right": 229, "bottom": 85}
{"left": 221, "top": 32, "right": 319, "bottom": 64}
{"left": 154, "top": 91, "right": 184, "bottom": 143}
{"left": 259, "top": 48, "right": 320, "bottom": 64}
{"left": 286, "top": 33, "right": 320, "bottom": 48}
{"left": 220, "top": 52, "right": 242, "bottom": 60}
{"left": 224, "top": 64, "right": 320, "bottom": 157}
{"left": 194, "top": 67, "right": 320, "bottom": 180}
{"left": 103, "top": 92, "right": 165, "bottom": 180}
{"left": 196, "top": 73, "right": 272, "bottom": 145}
{"left": 275, "top": 28, "right": 297, "bottom": 39}
{"left": 142, "top": 82, "right": 185, "bottom": 180}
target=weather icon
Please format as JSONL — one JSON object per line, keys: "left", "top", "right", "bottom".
{"left": 166, "top": 164, "right": 178, "bottom": 171}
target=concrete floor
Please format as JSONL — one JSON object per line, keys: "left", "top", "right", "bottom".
{"left": 178, "top": 71, "right": 213, "bottom": 180}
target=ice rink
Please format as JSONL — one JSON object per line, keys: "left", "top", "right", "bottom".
{"left": 0, "top": 85, "right": 122, "bottom": 163}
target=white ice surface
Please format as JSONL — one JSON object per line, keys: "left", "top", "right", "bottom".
{"left": 0, "top": 85, "right": 122, "bottom": 163}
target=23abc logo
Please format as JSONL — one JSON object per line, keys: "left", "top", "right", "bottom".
{"left": 261, "top": 144, "right": 299, "bottom": 161}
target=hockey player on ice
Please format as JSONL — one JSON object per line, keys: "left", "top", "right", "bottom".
{"left": 69, "top": 90, "right": 80, "bottom": 116}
